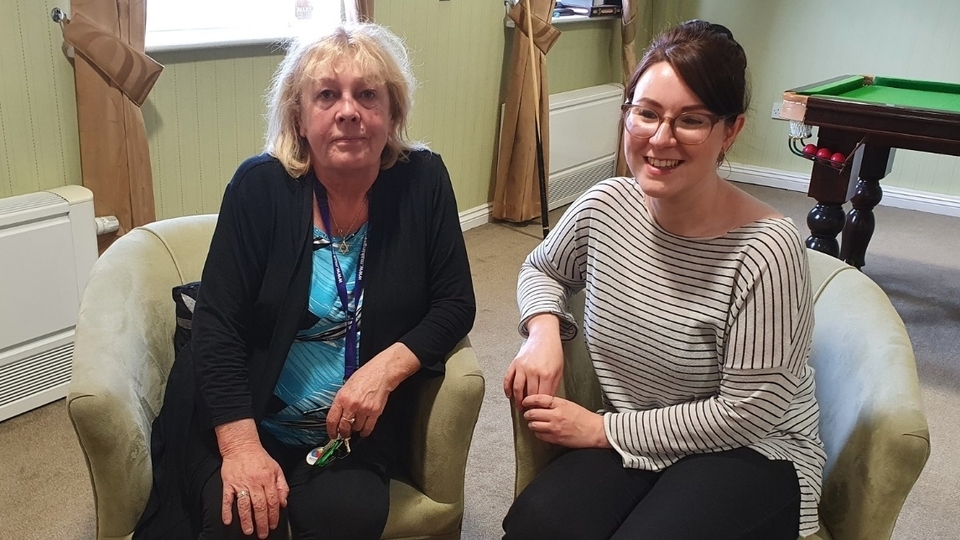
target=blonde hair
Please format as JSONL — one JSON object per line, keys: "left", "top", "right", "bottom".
{"left": 264, "top": 23, "right": 418, "bottom": 177}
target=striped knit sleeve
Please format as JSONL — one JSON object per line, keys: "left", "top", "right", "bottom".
{"left": 604, "top": 227, "right": 815, "bottom": 462}
{"left": 516, "top": 190, "right": 593, "bottom": 340}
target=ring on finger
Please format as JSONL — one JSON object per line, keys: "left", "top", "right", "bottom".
{"left": 342, "top": 416, "right": 356, "bottom": 424}
{"left": 237, "top": 490, "right": 249, "bottom": 499}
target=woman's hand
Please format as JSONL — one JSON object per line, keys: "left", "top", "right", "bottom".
{"left": 215, "top": 420, "right": 289, "bottom": 539}
{"left": 503, "top": 313, "right": 564, "bottom": 406}
{"left": 327, "top": 342, "right": 421, "bottom": 439}
{"left": 521, "top": 394, "right": 610, "bottom": 449}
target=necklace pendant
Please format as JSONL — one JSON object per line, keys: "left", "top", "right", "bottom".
{"left": 338, "top": 240, "right": 350, "bottom": 254}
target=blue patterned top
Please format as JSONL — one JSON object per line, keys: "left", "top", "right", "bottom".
{"left": 261, "top": 224, "right": 366, "bottom": 447}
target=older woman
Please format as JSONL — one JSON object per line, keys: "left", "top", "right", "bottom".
{"left": 502, "top": 20, "right": 825, "bottom": 540}
{"left": 135, "top": 23, "right": 475, "bottom": 540}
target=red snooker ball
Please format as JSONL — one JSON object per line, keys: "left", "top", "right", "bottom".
{"left": 830, "top": 152, "right": 846, "bottom": 164}
{"left": 802, "top": 144, "right": 818, "bottom": 156}
{"left": 816, "top": 148, "right": 833, "bottom": 160}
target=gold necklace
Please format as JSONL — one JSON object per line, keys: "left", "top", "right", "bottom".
{"left": 330, "top": 199, "right": 366, "bottom": 255}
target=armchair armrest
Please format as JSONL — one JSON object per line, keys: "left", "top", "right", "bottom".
{"left": 510, "top": 401, "right": 560, "bottom": 497}
{"left": 512, "top": 290, "right": 603, "bottom": 497}
{"left": 67, "top": 228, "right": 185, "bottom": 539}
{"left": 68, "top": 390, "right": 152, "bottom": 540}
{"left": 810, "top": 264, "right": 930, "bottom": 540}
{"left": 408, "top": 337, "right": 485, "bottom": 505}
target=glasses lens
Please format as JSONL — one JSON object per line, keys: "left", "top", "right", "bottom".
{"left": 673, "top": 113, "right": 715, "bottom": 144}
{"left": 624, "top": 107, "right": 660, "bottom": 139}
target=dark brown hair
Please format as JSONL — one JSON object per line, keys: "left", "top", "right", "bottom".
{"left": 626, "top": 20, "right": 750, "bottom": 123}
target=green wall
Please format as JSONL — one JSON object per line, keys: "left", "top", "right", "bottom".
{"left": 650, "top": 0, "right": 960, "bottom": 196}
{"left": 0, "top": 0, "right": 635, "bottom": 218}
{"left": 10, "top": 1, "right": 953, "bottom": 212}
{"left": 0, "top": 1, "right": 81, "bottom": 198}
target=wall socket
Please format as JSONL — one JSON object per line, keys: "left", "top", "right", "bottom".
{"left": 771, "top": 101, "right": 784, "bottom": 120}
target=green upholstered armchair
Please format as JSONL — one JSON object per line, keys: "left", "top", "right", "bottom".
{"left": 511, "top": 249, "right": 930, "bottom": 540}
{"left": 68, "top": 214, "right": 485, "bottom": 540}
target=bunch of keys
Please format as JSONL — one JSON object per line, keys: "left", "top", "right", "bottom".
{"left": 306, "top": 436, "right": 351, "bottom": 468}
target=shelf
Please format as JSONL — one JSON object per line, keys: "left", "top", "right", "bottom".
{"left": 504, "top": 14, "right": 620, "bottom": 28}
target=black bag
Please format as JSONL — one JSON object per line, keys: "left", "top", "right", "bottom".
{"left": 172, "top": 281, "right": 201, "bottom": 356}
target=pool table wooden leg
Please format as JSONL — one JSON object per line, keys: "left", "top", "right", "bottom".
{"left": 804, "top": 131, "right": 860, "bottom": 259}
{"left": 840, "top": 146, "right": 895, "bottom": 269}
{"left": 806, "top": 203, "right": 846, "bottom": 257}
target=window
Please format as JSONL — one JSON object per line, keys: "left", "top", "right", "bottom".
{"left": 146, "top": 0, "right": 341, "bottom": 53}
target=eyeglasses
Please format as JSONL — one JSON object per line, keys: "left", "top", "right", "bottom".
{"left": 621, "top": 104, "right": 728, "bottom": 145}
{"left": 306, "top": 436, "right": 351, "bottom": 468}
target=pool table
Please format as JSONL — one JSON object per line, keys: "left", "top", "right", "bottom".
{"left": 780, "top": 75, "right": 960, "bottom": 268}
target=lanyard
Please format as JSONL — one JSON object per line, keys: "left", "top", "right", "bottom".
{"left": 313, "top": 181, "right": 366, "bottom": 380}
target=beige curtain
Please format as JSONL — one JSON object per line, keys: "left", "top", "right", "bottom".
{"left": 344, "top": 0, "right": 374, "bottom": 23}
{"left": 492, "top": 0, "right": 560, "bottom": 223}
{"left": 615, "top": 0, "right": 639, "bottom": 177}
{"left": 60, "top": 0, "right": 162, "bottom": 252}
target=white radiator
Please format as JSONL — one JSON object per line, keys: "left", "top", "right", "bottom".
{"left": 547, "top": 83, "right": 624, "bottom": 209}
{"left": 0, "top": 185, "right": 97, "bottom": 422}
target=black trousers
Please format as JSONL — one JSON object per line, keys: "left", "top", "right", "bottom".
{"left": 196, "top": 433, "right": 389, "bottom": 540}
{"left": 503, "top": 447, "right": 800, "bottom": 540}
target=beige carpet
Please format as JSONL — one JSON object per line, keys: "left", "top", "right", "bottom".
{"left": 1, "top": 183, "right": 958, "bottom": 539}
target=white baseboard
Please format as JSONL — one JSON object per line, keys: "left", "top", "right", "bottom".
{"left": 459, "top": 202, "right": 493, "bottom": 231}
{"left": 728, "top": 162, "right": 960, "bottom": 218}
{"left": 458, "top": 163, "right": 960, "bottom": 227}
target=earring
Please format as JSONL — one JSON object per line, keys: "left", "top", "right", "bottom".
{"left": 717, "top": 149, "right": 726, "bottom": 166}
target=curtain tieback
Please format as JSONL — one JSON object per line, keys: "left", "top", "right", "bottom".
{"left": 60, "top": 11, "right": 163, "bottom": 107}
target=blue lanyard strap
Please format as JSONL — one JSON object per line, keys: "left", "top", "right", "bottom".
{"left": 313, "top": 181, "right": 366, "bottom": 380}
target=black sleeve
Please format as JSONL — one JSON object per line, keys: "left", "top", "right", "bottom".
{"left": 191, "top": 159, "right": 272, "bottom": 427}
{"left": 397, "top": 156, "right": 476, "bottom": 370}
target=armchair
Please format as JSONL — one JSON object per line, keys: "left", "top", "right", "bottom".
{"left": 68, "top": 214, "right": 484, "bottom": 540}
{"left": 511, "top": 249, "right": 930, "bottom": 540}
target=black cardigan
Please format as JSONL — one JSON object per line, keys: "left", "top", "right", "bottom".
{"left": 135, "top": 150, "right": 476, "bottom": 538}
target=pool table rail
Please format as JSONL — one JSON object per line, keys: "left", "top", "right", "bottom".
{"left": 781, "top": 87, "right": 960, "bottom": 157}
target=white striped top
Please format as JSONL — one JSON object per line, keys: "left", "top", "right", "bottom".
{"left": 518, "top": 177, "right": 826, "bottom": 537}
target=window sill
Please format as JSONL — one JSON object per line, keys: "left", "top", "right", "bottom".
{"left": 145, "top": 17, "right": 341, "bottom": 53}
{"left": 146, "top": 27, "right": 294, "bottom": 53}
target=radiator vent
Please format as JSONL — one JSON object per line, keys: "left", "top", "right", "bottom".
{"left": 547, "top": 83, "right": 624, "bottom": 210}
{"left": 0, "top": 185, "right": 96, "bottom": 422}
{"left": 548, "top": 157, "right": 617, "bottom": 209}
{"left": 0, "top": 191, "right": 66, "bottom": 216}
{"left": 0, "top": 340, "right": 73, "bottom": 410}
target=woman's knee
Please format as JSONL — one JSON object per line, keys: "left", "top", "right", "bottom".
{"left": 613, "top": 448, "right": 801, "bottom": 540}
{"left": 199, "top": 511, "right": 247, "bottom": 540}
{"left": 503, "top": 449, "right": 636, "bottom": 540}
{"left": 285, "top": 465, "right": 389, "bottom": 540}
{"left": 286, "top": 496, "right": 387, "bottom": 540}
{"left": 503, "top": 488, "right": 574, "bottom": 540}
{"left": 198, "top": 473, "right": 286, "bottom": 540}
